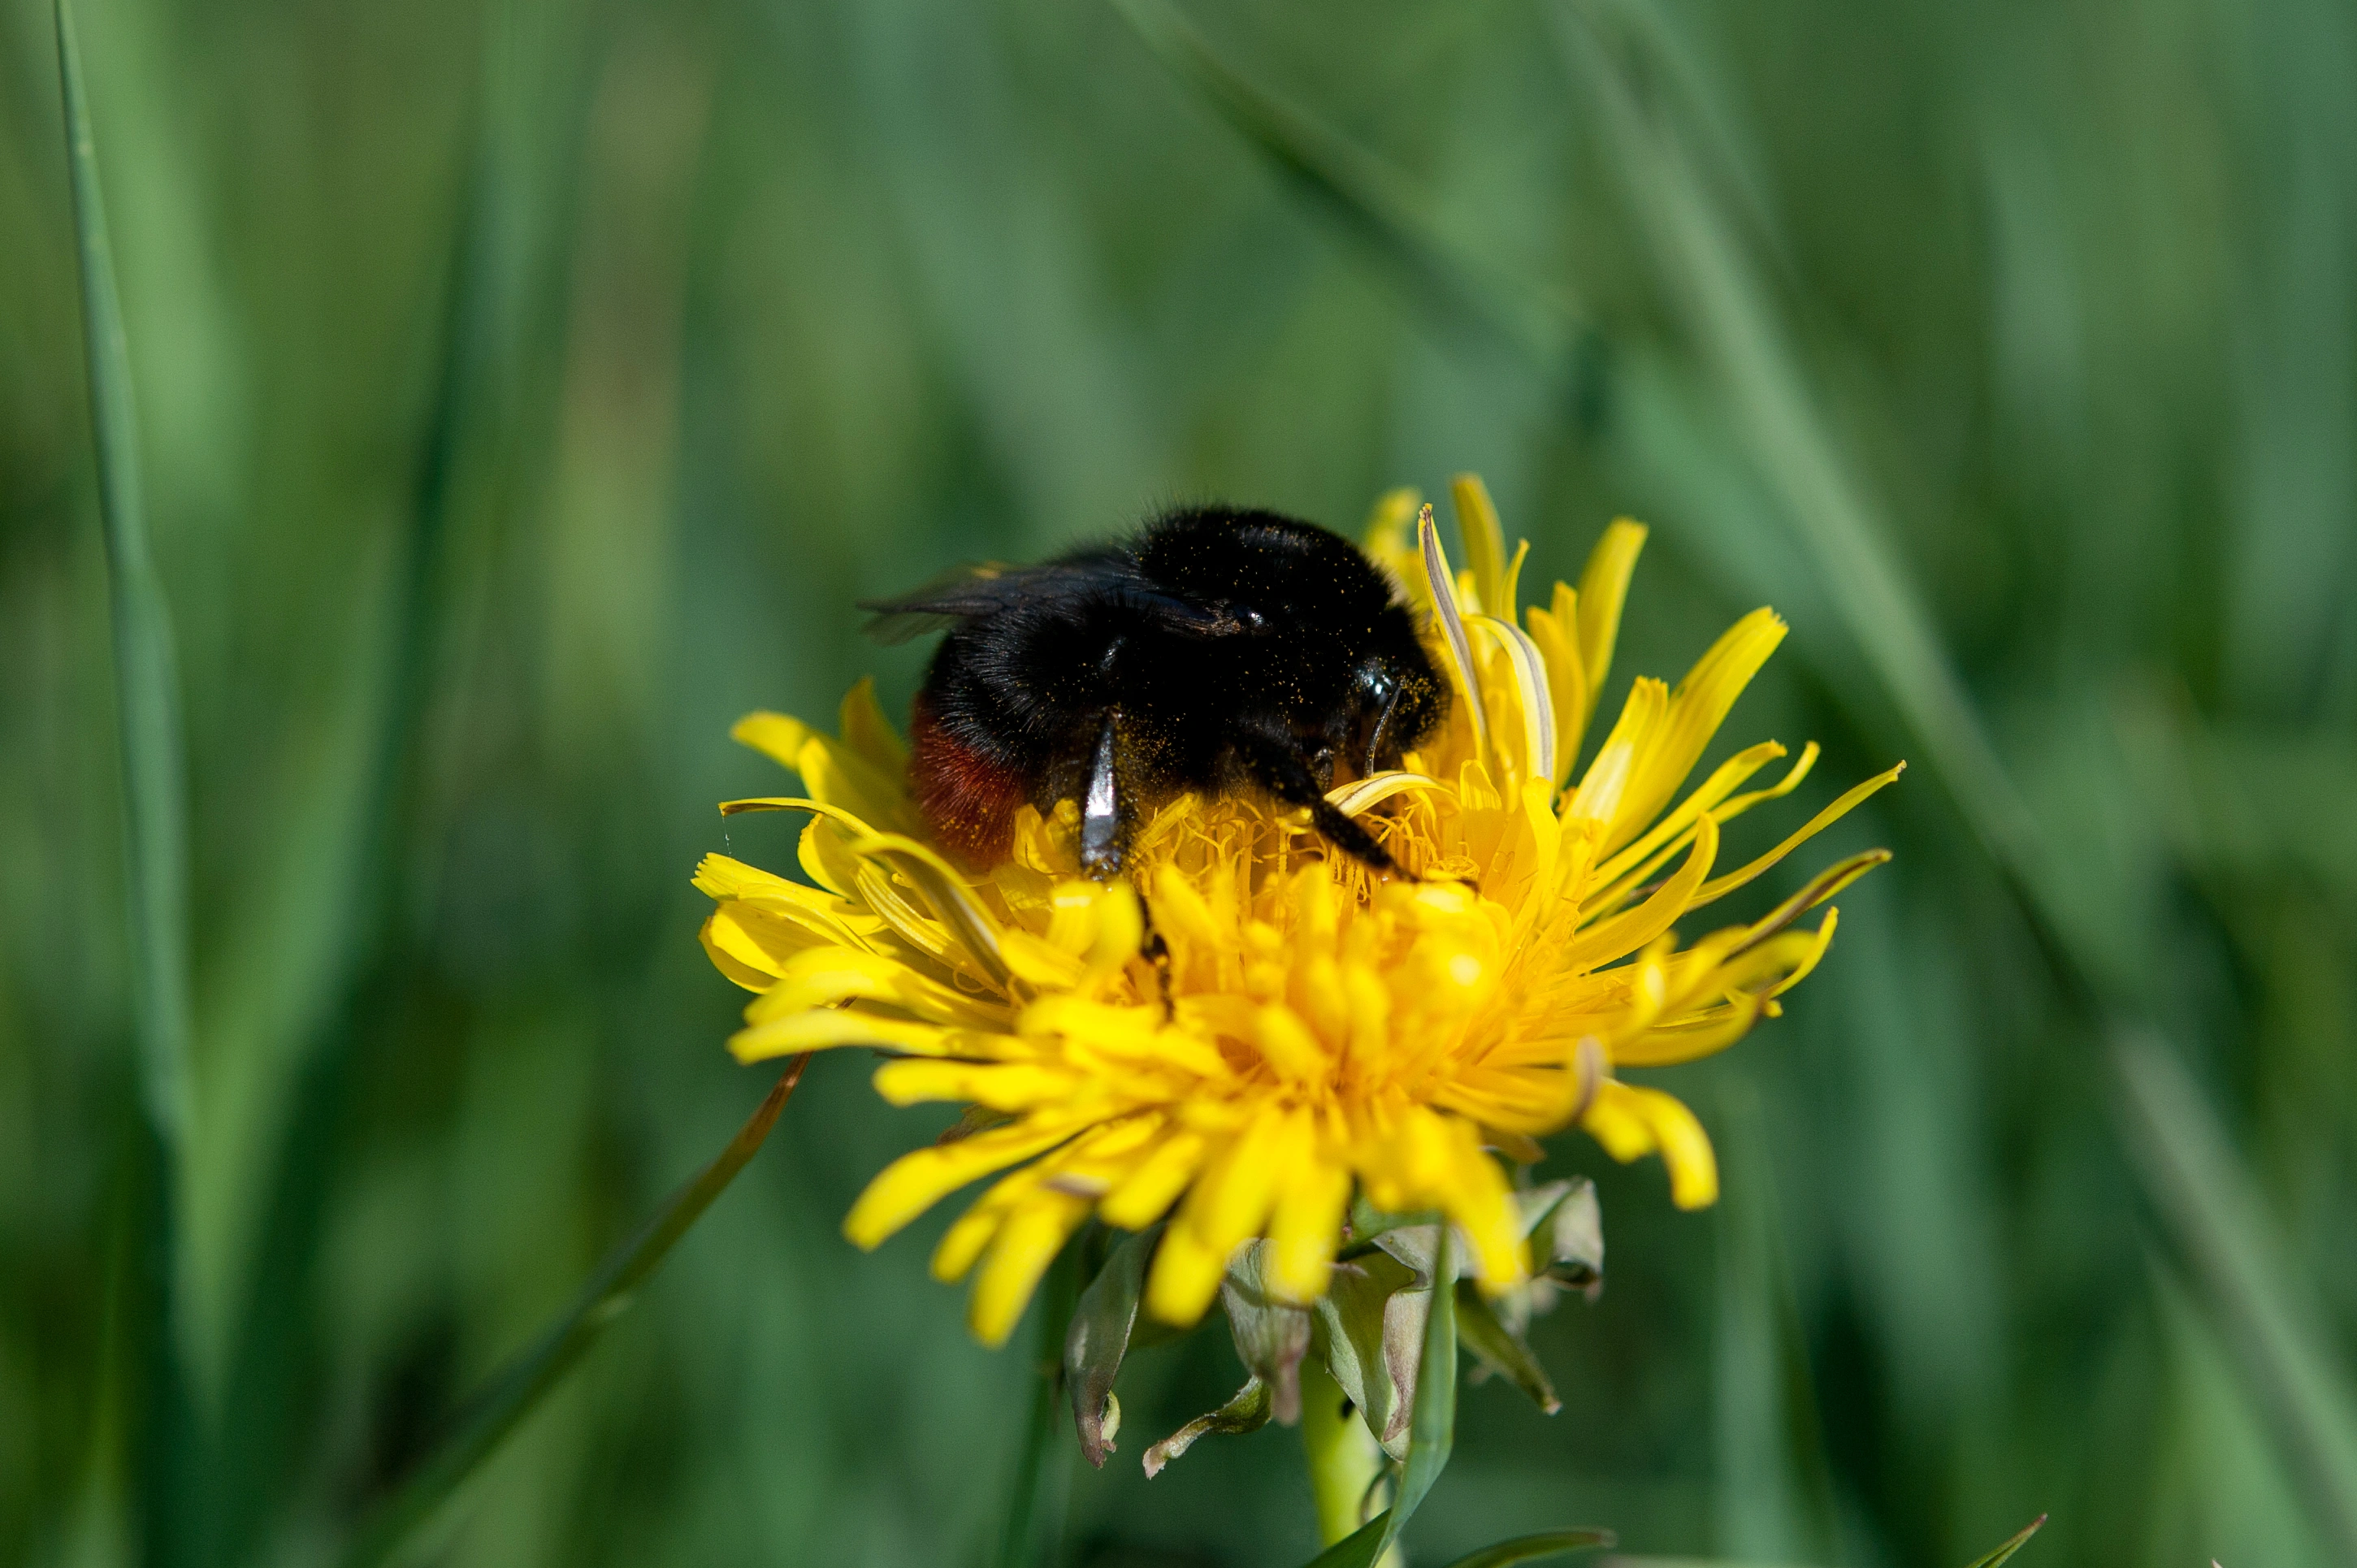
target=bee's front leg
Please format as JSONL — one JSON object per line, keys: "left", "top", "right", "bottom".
{"left": 1233, "top": 728, "right": 1397, "bottom": 874}
{"left": 1079, "top": 709, "right": 1123, "bottom": 878}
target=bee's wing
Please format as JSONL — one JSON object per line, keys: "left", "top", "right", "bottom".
{"left": 859, "top": 552, "right": 1254, "bottom": 644}
{"left": 856, "top": 561, "right": 1033, "bottom": 644}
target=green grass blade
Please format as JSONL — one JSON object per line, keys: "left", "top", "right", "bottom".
{"left": 213, "top": 115, "right": 511, "bottom": 1565}
{"left": 337, "top": 1056, "right": 811, "bottom": 1568}
{"left": 54, "top": 0, "right": 193, "bottom": 1176}
{"left": 1436, "top": 1529, "right": 1615, "bottom": 1568}
{"left": 1959, "top": 1514, "right": 2045, "bottom": 1568}
{"left": 2112, "top": 1035, "right": 2357, "bottom": 1557}
{"left": 1305, "top": 1514, "right": 1392, "bottom": 1568}
{"left": 55, "top": 3, "right": 201, "bottom": 1562}
{"left": 1712, "top": 1090, "right": 1833, "bottom": 1562}
{"left": 1110, "top": 0, "right": 1583, "bottom": 362}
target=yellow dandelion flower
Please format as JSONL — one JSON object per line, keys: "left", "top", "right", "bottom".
{"left": 698, "top": 478, "right": 1901, "bottom": 1346}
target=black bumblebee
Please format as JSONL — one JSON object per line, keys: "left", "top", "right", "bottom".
{"left": 862, "top": 505, "right": 1447, "bottom": 877}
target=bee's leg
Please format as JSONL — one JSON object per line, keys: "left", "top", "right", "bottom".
{"left": 1080, "top": 709, "right": 1123, "bottom": 878}
{"left": 1137, "top": 902, "right": 1176, "bottom": 1019}
{"left": 1236, "top": 731, "right": 1397, "bottom": 874}
{"left": 1307, "top": 799, "right": 1397, "bottom": 875}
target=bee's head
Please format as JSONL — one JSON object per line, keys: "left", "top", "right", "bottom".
{"left": 1136, "top": 505, "right": 1449, "bottom": 776}
{"left": 1345, "top": 613, "right": 1446, "bottom": 776}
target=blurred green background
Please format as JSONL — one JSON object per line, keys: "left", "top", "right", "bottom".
{"left": 6, "top": 0, "right": 2357, "bottom": 1563}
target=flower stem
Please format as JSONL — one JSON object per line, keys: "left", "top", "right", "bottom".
{"left": 1300, "top": 1357, "right": 1401, "bottom": 1563}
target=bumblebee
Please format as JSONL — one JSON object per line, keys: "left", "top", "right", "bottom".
{"left": 862, "top": 505, "right": 1447, "bottom": 877}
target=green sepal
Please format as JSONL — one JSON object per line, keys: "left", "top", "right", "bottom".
{"left": 1524, "top": 1178, "right": 1605, "bottom": 1297}
{"left": 1142, "top": 1375, "right": 1272, "bottom": 1478}
{"left": 1339, "top": 1195, "right": 1444, "bottom": 1258}
{"left": 1312, "top": 1245, "right": 1428, "bottom": 1458}
{"left": 1454, "top": 1281, "right": 1561, "bottom": 1414}
{"left": 1449, "top": 1178, "right": 1605, "bottom": 1414}
{"left": 1064, "top": 1224, "right": 1162, "bottom": 1468}
{"left": 1223, "top": 1240, "right": 1315, "bottom": 1424}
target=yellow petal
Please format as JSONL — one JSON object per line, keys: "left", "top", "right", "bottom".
{"left": 728, "top": 1008, "right": 976, "bottom": 1063}
{"left": 999, "top": 929, "right": 1087, "bottom": 990}
{"left": 1574, "top": 520, "right": 1647, "bottom": 714}
{"left": 1042, "top": 880, "right": 1103, "bottom": 958}
{"left": 873, "top": 1059, "right": 1077, "bottom": 1109}
{"left": 1566, "top": 677, "right": 1665, "bottom": 830}
{"left": 1580, "top": 1081, "right": 1657, "bottom": 1163}
{"left": 1363, "top": 487, "right": 1427, "bottom": 607}
{"left": 851, "top": 835, "right": 1014, "bottom": 992}
{"left": 1450, "top": 474, "right": 1508, "bottom": 617}
{"left": 1180, "top": 1105, "right": 1298, "bottom": 1258}
{"left": 1582, "top": 1081, "right": 1718, "bottom": 1209}
{"left": 1588, "top": 740, "right": 1788, "bottom": 894}
{"left": 795, "top": 735, "right": 914, "bottom": 836}
{"left": 1436, "top": 1116, "right": 1527, "bottom": 1290}
{"left": 1265, "top": 1156, "right": 1351, "bottom": 1304}
{"left": 731, "top": 710, "right": 818, "bottom": 772}
{"left": 1608, "top": 609, "right": 1787, "bottom": 855}
{"left": 1251, "top": 1003, "right": 1328, "bottom": 1083}
{"left": 1498, "top": 536, "right": 1530, "bottom": 622}
{"left": 1610, "top": 993, "right": 1770, "bottom": 1067}
{"left": 970, "top": 1191, "right": 1093, "bottom": 1346}
{"left": 1143, "top": 1221, "right": 1229, "bottom": 1327}
{"left": 930, "top": 1160, "right": 1050, "bottom": 1282}
{"left": 839, "top": 677, "right": 908, "bottom": 774}
{"left": 931, "top": 1201, "right": 1008, "bottom": 1285}
{"left": 719, "top": 794, "right": 881, "bottom": 832}
{"left": 843, "top": 1115, "right": 1090, "bottom": 1249}
{"left": 1150, "top": 865, "right": 1228, "bottom": 955}
{"left": 1098, "top": 1128, "right": 1207, "bottom": 1230}
{"left": 1523, "top": 592, "right": 1588, "bottom": 785}
{"left": 693, "top": 851, "right": 808, "bottom": 903}
{"left": 747, "top": 946, "right": 1008, "bottom": 1027}
{"left": 1566, "top": 812, "right": 1719, "bottom": 970}
{"left": 1688, "top": 764, "right": 1905, "bottom": 908}
{"left": 699, "top": 913, "right": 791, "bottom": 991}
{"left": 1085, "top": 881, "right": 1145, "bottom": 990}
{"left": 1420, "top": 507, "right": 1493, "bottom": 769}
{"left": 1469, "top": 613, "right": 1554, "bottom": 793}
{"left": 1326, "top": 770, "right": 1445, "bottom": 818}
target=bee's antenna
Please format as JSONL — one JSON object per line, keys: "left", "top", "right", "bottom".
{"left": 1363, "top": 682, "right": 1405, "bottom": 777}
